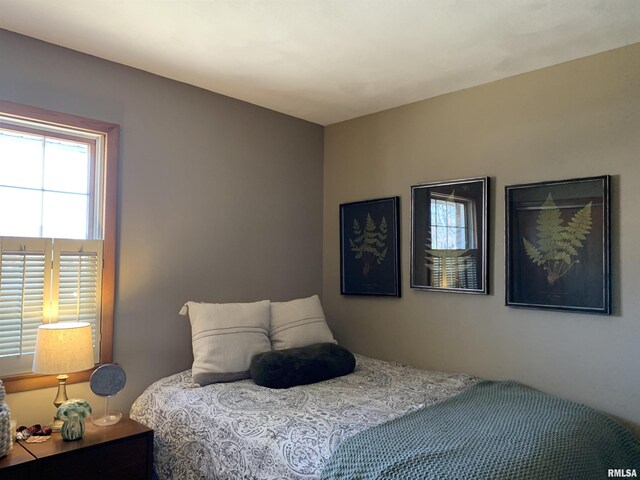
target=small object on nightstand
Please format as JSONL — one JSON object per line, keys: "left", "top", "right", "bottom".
{"left": 90, "top": 364, "right": 126, "bottom": 426}
{"left": 60, "top": 414, "right": 82, "bottom": 441}
{"left": 56, "top": 399, "right": 92, "bottom": 441}
{"left": 16, "top": 424, "right": 52, "bottom": 440}
{"left": 25, "top": 436, "right": 50, "bottom": 443}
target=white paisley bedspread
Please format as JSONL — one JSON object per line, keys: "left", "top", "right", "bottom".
{"left": 129, "top": 355, "right": 478, "bottom": 480}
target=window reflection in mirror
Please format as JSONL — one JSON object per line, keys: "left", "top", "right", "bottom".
{"left": 411, "top": 177, "right": 488, "bottom": 294}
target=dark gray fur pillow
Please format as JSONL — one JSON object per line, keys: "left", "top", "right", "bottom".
{"left": 250, "top": 342, "right": 356, "bottom": 389}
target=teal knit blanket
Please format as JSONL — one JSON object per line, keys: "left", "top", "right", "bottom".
{"left": 321, "top": 381, "right": 640, "bottom": 480}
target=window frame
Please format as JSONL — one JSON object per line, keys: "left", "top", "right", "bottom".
{"left": 429, "top": 193, "right": 478, "bottom": 250}
{"left": 0, "top": 100, "right": 118, "bottom": 394}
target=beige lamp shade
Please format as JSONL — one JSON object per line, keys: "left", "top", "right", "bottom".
{"left": 32, "top": 322, "right": 94, "bottom": 374}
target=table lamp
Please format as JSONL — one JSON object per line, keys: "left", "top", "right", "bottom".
{"left": 32, "top": 322, "right": 94, "bottom": 431}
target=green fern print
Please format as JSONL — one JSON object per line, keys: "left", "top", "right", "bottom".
{"left": 523, "top": 193, "right": 592, "bottom": 285}
{"left": 349, "top": 213, "right": 388, "bottom": 276}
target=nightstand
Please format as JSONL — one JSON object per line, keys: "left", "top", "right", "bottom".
{"left": 16, "top": 417, "right": 153, "bottom": 480}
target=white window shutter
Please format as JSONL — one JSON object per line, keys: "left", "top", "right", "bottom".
{"left": 0, "top": 237, "right": 52, "bottom": 375}
{"left": 51, "top": 239, "right": 102, "bottom": 364}
{"left": 430, "top": 255, "right": 478, "bottom": 289}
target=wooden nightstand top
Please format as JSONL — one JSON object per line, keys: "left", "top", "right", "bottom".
{"left": 13, "top": 417, "right": 153, "bottom": 480}
{"left": 19, "top": 417, "right": 151, "bottom": 459}
{"left": 0, "top": 441, "right": 35, "bottom": 468}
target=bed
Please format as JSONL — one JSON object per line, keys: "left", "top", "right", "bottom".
{"left": 130, "top": 354, "right": 640, "bottom": 480}
{"left": 130, "top": 355, "right": 477, "bottom": 479}
{"left": 133, "top": 297, "right": 639, "bottom": 478}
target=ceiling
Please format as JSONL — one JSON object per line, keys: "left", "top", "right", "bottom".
{"left": 1, "top": 1, "right": 639, "bottom": 125}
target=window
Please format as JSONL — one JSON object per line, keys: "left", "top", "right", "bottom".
{"left": 0, "top": 237, "right": 102, "bottom": 375}
{"left": 430, "top": 194, "right": 477, "bottom": 250}
{"left": 0, "top": 126, "right": 99, "bottom": 239}
{"left": 0, "top": 100, "right": 117, "bottom": 393}
{"left": 428, "top": 193, "right": 478, "bottom": 289}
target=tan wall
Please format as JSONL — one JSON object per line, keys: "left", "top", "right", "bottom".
{"left": 323, "top": 44, "right": 640, "bottom": 424}
{"left": 1, "top": 29, "right": 324, "bottom": 425}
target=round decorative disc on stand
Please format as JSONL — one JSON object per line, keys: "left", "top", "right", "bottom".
{"left": 90, "top": 364, "right": 126, "bottom": 427}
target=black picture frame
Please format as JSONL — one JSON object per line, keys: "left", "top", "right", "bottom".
{"left": 340, "top": 196, "right": 400, "bottom": 296}
{"left": 505, "top": 175, "right": 611, "bottom": 314}
{"left": 410, "top": 177, "right": 489, "bottom": 294}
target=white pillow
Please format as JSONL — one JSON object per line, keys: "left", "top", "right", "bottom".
{"left": 180, "top": 300, "right": 271, "bottom": 386}
{"left": 269, "top": 295, "right": 336, "bottom": 350}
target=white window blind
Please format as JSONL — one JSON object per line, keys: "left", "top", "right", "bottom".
{"left": 430, "top": 255, "right": 478, "bottom": 289}
{"left": 0, "top": 237, "right": 101, "bottom": 375}
{"left": 52, "top": 239, "right": 102, "bottom": 357}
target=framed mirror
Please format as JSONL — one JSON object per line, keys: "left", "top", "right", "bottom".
{"left": 411, "top": 177, "right": 489, "bottom": 294}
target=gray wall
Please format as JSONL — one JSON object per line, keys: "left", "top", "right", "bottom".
{"left": 1, "top": 29, "right": 324, "bottom": 423}
{"left": 323, "top": 43, "right": 640, "bottom": 425}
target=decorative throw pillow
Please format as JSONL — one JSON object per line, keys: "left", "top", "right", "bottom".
{"left": 179, "top": 300, "right": 271, "bottom": 386}
{"left": 269, "top": 295, "right": 336, "bottom": 350}
{"left": 250, "top": 343, "right": 356, "bottom": 389}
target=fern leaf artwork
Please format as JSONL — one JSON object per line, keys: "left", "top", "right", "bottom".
{"left": 522, "top": 237, "right": 544, "bottom": 266}
{"left": 523, "top": 193, "right": 593, "bottom": 285}
{"left": 350, "top": 213, "right": 388, "bottom": 276}
{"left": 535, "top": 194, "right": 565, "bottom": 257}
{"left": 349, "top": 219, "right": 364, "bottom": 259}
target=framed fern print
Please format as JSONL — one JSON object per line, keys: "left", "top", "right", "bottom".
{"left": 505, "top": 176, "right": 611, "bottom": 314}
{"left": 340, "top": 197, "right": 400, "bottom": 296}
{"left": 410, "top": 177, "right": 489, "bottom": 294}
